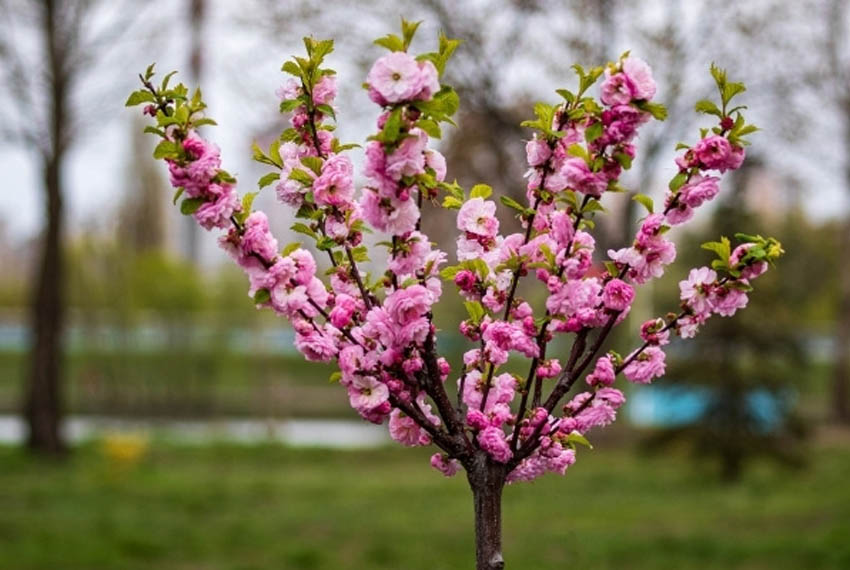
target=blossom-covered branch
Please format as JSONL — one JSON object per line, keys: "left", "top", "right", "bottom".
{"left": 127, "top": 23, "right": 781, "bottom": 487}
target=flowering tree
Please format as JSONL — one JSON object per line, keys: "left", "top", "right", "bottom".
{"left": 127, "top": 21, "right": 782, "bottom": 570}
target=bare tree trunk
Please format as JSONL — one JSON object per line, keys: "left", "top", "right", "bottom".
{"left": 25, "top": 0, "right": 67, "bottom": 454}
{"left": 833, "top": 98, "right": 850, "bottom": 424}
{"left": 469, "top": 453, "right": 506, "bottom": 570}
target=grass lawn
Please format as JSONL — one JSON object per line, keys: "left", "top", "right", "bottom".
{"left": 1, "top": 439, "right": 849, "bottom": 569}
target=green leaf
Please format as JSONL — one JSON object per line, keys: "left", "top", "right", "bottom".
{"left": 153, "top": 140, "right": 179, "bottom": 160}
{"left": 566, "top": 144, "right": 588, "bottom": 161}
{"left": 701, "top": 236, "right": 731, "bottom": 261}
{"left": 281, "top": 60, "right": 303, "bottom": 78}
{"left": 566, "top": 432, "right": 593, "bottom": 449}
{"left": 500, "top": 195, "right": 526, "bottom": 213}
{"left": 694, "top": 99, "right": 722, "bottom": 117}
{"left": 172, "top": 187, "right": 185, "bottom": 205}
{"left": 258, "top": 172, "right": 280, "bottom": 189}
{"left": 329, "top": 371, "right": 342, "bottom": 384}
{"left": 584, "top": 121, "right": 604, "bottom": 143}
{"left": 470, "top": 184, "right": 492, "bottom": 199}
{"left": 374, "top": 34, "right": 405, "bottom": 52}
{"left": 604, "top": 261, "right": 620, "bottom": 277}
{"left": 180, "top": 197, "right": 205, "bottom": 215}
{"left": 301, "top": 156, "right": 324, "bottom": 176}
{"left": 241, "top": 192, "right": 258, "bottom": 214}
{"left": 669, "top": 172, "right": 689, "bottom": 192}
{"left": 316, "top": 236, "right": 336, "bottom": 251}
{"left": 254, "top": 289, "right": 271, "bottom": 304}
{"left": 400, "top": 18, "right": 422, "bottom": 49}
{"left": 125, "top": 90, "right": 155, "bottom": 107}
{"left": 442, "top": 196, "right": 463, "bottom": 210}
{"left": 382, "top": 107, "right": 403, "bottom": 143}
{"left": 291, "top": 222, "right": 317, "bottom": 239}
{"left": 614, "top": 152, "right": 633, "bottom": 170}
{"left": 464, "top": 301, "right": 486, "bottom": 324}
{"left": 350, "top": 245, "right": 370, "bottom": 263}
{"left": 416, "top": 118, "right": 442, "bottom": 138}
{"left": 280, "top": 98, "right": 303, "bottom": 113}
{"left": 281, "top": 242, "right": 301, "bottom": 257}
{"left": 632, "top": 193, "right": 654, "bottom": 214}
{"left": 288, "top": 168, "right": 315, "bottom": 186}
{"left": 637, "top": 100, "right": 668, "bottom": 121}
{"left": 440, "top": 265, "right": 461, "bottom": 280}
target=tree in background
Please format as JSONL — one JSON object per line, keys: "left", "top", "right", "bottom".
{"left": 0, "top": 0, "right": 147, "bottom": 454}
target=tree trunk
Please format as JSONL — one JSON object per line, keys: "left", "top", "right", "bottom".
{"left": 835, "top": 222, "right": 850, "bottom": 423}
{"left": 834, "top": 95, "right": 850, "bottom": 425}
{"left": 25, "top": 0, "right": 67, "bottom": 455}
{"left": 469, "top": 453, "right": 506, "bottom": 570}
{"left": 25, "top": 154, "right": 66, "bottom": 455}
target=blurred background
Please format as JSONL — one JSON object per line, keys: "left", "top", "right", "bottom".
{"left": 0, "top": 0, "right": 849, "bottom": 568}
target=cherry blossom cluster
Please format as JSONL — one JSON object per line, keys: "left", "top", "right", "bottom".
{"left": 128, "top": 25, "right": 781, "bottom": 486}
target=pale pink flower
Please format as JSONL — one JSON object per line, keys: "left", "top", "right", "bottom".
{"left": 366, "top": 52, "right": 425, "bottom": 104}
{"left": 347, "top": 375, "right": 389, "bottom": 410}
{"left": 457, "top": 197, "right": 499, "bottom": 238}
{"left": 622, "top": 346, "right": 666, "bottom": 384}
{"left": 477, "top": 426, "right": 512, "bottom": 463}
{"left": 679, "top": 266, "right": 717, "bottom": 315}
{"left": 602, "top": 278, "right": 635, "bottom": 312}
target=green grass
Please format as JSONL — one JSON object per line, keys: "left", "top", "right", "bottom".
{"left": 1, "top": 440, "right": 849, "bottom": 569}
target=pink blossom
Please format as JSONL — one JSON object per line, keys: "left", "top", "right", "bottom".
{"left": 561, "top": 158, "right": 608, "bottom": 197}
{"left": 430, "top": 453, "right": 460, "bottom": 477}
{"left": 665, "top": 200, "right": 694, "bottom": 226}
{"left": 366, "top": 52, "right": 426, "bottom": 104}
{"left": 712, "top": 286, "right": 749, "bottom": 317}
{"left": 295, "top": 330, "right": 337, "bottom": 362}
{"left": 477, "top": 426, "right": 512, "bottom": 463}
{"left": 622, "top": 346, "right": 666, "bottom": 384}
{"left": 600, "top": 71, "right": 633, "bottom": 106}
{"left": 313, "top": 154, "right": 355, "bottom": 207}
{"left": 586, "top": 355, "right": 615, "bottom": 387}
{"left": 385, "top": 129, "right": 428, "bottom": 180}
{"left": 312, "top": 75, "right": 337, "bottom": 105}
{"left": 329, "top": 293, "right": 357, "bottom": 328}
{"left": 416, "top": 60, "right": 441, "bottom": 100}
{"left": 385, "top": 285, "right": 433, "bottom": 325}
{"left": 526, "top": 136, "right": 551, "bottom": 167}
{"left": 388, "top": 409, "right": 430, "bottom": 446}
{"left": 389, "top": 231, "right": 432, "bottom": 276}
{"left": 679, "top": 266, "right": 717, "bottom": 315}
{"left": 360, "top": 190, "right": 420, "bottom": 235}
{"left": 457, "top": 197, "right": 499, "bottom": 238}
{"left": 622, "top": 56, "right": 657, "bottom": 101}
{"left": 730, "top": 244, "right": 769, "bottom": 280}
{"left": 424, "top": 149, "right": 447, "bottom": 181}
{"left": 168, "top": 135, "right": 221, "bottom": 194}
{"left": 602, "top": 279, "right": 635, "bottom": 312}
{"left": 640, "top": 317, "right": 670, "bottom": 345}
{"left": 194, "top": 187, "right": 240, "bottom": 230}
{"left": 241, "top": 211, "right": 279, "bottom": 262}
{"left": 276, "top": 78, "right": 300, "bottom": 101}
{"left": 693, "top": 135, "right": 745, "bottom": 173}
{"left": 679, "top": 174, "right": 720, "bottom": 208}
{"left": 347, "top": 374, "right": 389, "bottom": 410}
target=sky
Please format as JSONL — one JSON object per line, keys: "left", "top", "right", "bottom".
{"left": 1, "top": 0, "right": 846, "bottom": 255}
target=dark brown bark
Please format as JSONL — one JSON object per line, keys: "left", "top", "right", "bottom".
{"left": 25, "top": 0, "right": 67, "bottom": 455}
{"left": 468, "top": 453, "right": 507, "bottom": 570}
{"left": 829, "top": 0, "right": 850, "bottom": 424}
{"left": 835, "top": 214, "right": 850, "bottom": 423}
